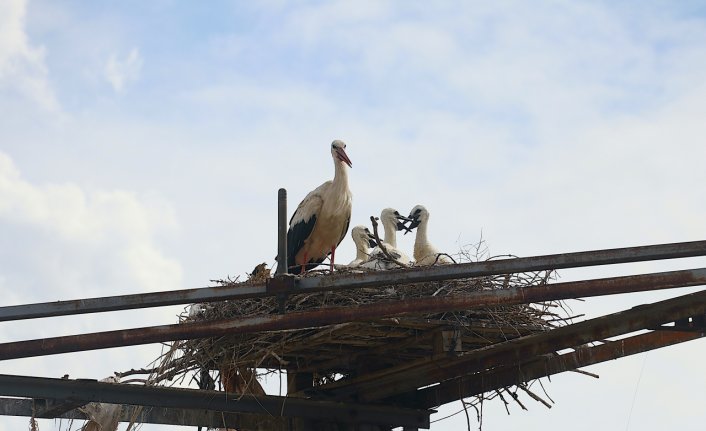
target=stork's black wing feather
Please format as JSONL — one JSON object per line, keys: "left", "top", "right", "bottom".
{"left": 287, "top": 214, "right": 318, "bottom": 274}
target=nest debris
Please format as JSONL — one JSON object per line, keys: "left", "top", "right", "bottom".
{"left": 147, "top": 241, "right": 574, "bottom": 420}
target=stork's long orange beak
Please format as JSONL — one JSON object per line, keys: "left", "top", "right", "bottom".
{"left": 336, "top": 148, "right": 352, "bottom": 168}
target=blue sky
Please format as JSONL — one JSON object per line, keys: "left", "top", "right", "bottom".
{"left": 2, "top": 1, "right": 706, "bottom": 430}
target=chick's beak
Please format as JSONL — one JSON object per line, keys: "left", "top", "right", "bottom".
{"left": 336, "top": 148, "right": 353, "bottom": 168}
{"left": 395, "top": 214, "right": 413, "bottom": 233}
{"left": 403, "top": 217, "right": 421, "bottom": 235}
{"left": 396, "top": 220, "right": 412, "bottom": 233}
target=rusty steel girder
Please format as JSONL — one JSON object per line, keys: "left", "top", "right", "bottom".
{"left": 409, "top": 329, "right": 704, "bottom": 408}
{"left": 1, "top": 269, "right": 706, "bottom": 361}
{"left": 316, "top": 289, "right": 706, "bottom": 402}
{"left": 2, "top": 241, "right": 706, "bottom": 322}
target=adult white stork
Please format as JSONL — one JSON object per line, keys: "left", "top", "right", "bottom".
{"left": 286, "top": 140, "right": 353, "bottom": 274}
{"left": 406, "top": 205, "right": 452, "bottom": 265}
{"left": 368, "top": 208, "right": 413, "bottom": 268}
{"left": 348, "top": 225, "right": 377, "bottom": 267}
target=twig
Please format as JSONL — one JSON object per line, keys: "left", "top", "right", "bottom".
{"left": 504, "top": 387, "right": 528, "bottom": 411}
{"left": 495, "top": 390, "right": 511, "bottom": 415}
{"left": 462, "top": 399, "right": 471, "bottom": 431}
{"left": 478, "top": 393, "right": 484, "bottom": 431}
{"left": 433, "top": 253, "right": 457, "bottom": 265}
{"left": 115, "top": 368, "right": 159, "bottom": 378}
{"left": 369, "top": 216, "right": 408, "bottom": 268}
{"left": 120, "top": 378, "right": 148, "bottom": 384}
{"left": 571, "top": 369, "right": 600, "bottom": 379}
{"left": 537, "top": 378, "right": 555, "bottom": 404}
{"left": 518, "top": 384, "right": 552, "bottom": 409}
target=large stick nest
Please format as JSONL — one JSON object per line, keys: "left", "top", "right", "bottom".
{"left": 151, "top": 242, "right": 572, "bottom": 393}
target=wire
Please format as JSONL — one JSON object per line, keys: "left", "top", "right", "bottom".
{"left": 625, "top": 352, "right": 648, "bottom": 430}
{"left": 430, "top": 405, "right": 469, "bottom": 423}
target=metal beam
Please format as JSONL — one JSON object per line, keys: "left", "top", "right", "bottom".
{"left": 318, "top": 288, "right": 706, "bottom": 401}
{"left": 411, "top": 328, "right": 704, "bottom": 408}
{"left": 298, "top": 240, "right": 706, "bottom": 292}
{"left": 1, "top": 240, "right": 705, "bottom": 322}
{"left": 1, "top": 269, "right": 706, "bottom": 360}
{"left": 0, "top": 375, "right": 431, "bottom": 429}
{"left": 0, "top": 397, "right": 248, "bottom": 429}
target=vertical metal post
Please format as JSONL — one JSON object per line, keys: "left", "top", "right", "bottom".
{"left": 277, "top": 188, "right": 288, "bottom": 275}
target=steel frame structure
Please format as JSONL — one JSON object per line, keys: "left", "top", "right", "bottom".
{"left": 1, "top": 189, "right": 705, "bottom": 430}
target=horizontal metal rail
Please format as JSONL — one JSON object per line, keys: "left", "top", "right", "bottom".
{"left": 0, "top": 397, "right": 249, "bottom": 428}
{"left": 0, "top": 375, "right": 431, "bottom": 429}
{"left": 1, "top": 240, "right": 705, "bottom": 322}
{"left": 1, "top": 268, "right": 705, "bottom": 361}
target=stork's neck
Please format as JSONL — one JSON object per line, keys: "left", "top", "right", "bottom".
{"left": 414, "top": 220, "right": 430, "bottom": 251}
{"left": 333, "top": 159, "right": 350, "bottom": 187}
{"left": 382, "top": 219, "right": 397, "bottom": 248}
{"left": 355, "top": 240, "right": 369, "bottom": 261}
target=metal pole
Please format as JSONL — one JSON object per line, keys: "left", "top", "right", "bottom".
{"left": 1, "top": 268, "right": 705, "bottom": 360}
{"left": 1, "top": 240, "right": 706, "bottom": 322}
{"left": 276, "top": 188, "right": 288, "bottom": 275}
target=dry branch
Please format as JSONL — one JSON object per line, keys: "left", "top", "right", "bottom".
{"left": 369, "top": 216, "right": 408, "bottom": 268}
{"left": 140, "top": 241, "right": 572, "bottom": 428}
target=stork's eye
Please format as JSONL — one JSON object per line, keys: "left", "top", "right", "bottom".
{"left": 394, "top": 211, "right": 400, "bottom": 215}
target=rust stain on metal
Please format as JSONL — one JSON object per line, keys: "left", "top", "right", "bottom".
{"left": 1, "top": 270, "right": 705, "bottom": 361}
{"left": 410, "top": 329, "right": 703, "bottom": 408}
{"left": 317, "top": 288, "right": 706, "bottom": 402}
{"left": 266, "top": 274, "right": 297, "bottom": 294}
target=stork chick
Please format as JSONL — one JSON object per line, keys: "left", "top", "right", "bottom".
{"left": 286, "top": 140, "right": 353, "bottom": 274}
{"left": 348, "top": 225, "right": 377, "bottom": 267}
{"left": 368, "top": 208, "right": 413, "bottom": 267}
{"left": 406, "top": 205, "right": 452, "bottom": 265}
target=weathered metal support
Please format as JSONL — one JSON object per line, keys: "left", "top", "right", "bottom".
{"left": 297, "top": 240, "right": 706, "bottom": 292}
{"left": 409, "top": 328, "right": 704, "bottom": 408}
{"left": 32, "top": 398, "right": 87, "bottom": 418}
{"left": 0, "top": 374, "right": 432, "bottom": 429}
{"left": 318, "top": 288, "right": 706, "bottom": 401}
{"left": 2, "top": 269, "right": 706, "bottom": 360}
{"left": 276, "top": 188, "right": 288, "bottom": 276}
{"left": 288, "top": 371, "right": 314, "bottom": 394}
{"left": 1, "top": 241, "right": 705, "bottom": 322}
{"left": 0, "top": 396, "right": 266, "bottom": 429}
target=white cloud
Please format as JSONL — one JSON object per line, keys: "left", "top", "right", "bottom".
{"left": 0, "top": 0, "right": 60, "bottom": 111}
{"left": 0, "top": 151, "right": 181, "bottom": 296}
{"left": 2, "top": 3, "right": 706, "bottom": 430}
{"left": 104, "top": 47, "right": 143, "bottom": 92}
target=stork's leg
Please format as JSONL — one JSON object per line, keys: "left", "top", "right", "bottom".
{"left": 330, "top": 246, "right": 336, "bottom": 272}
{"left": 300, "top": 252, "right": 308, "bottom": 275}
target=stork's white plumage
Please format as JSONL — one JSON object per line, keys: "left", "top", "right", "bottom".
{"left": 286, "top": 140, "right": 353, "bottom": 274}
{"left": 406, "top": 205, "right": 452, "bottom": 265}
{"left": 368, "top": 208, "right": 412, "bottom": 267}
{"left": 348, "top": 225, "right": 377, "bottom": 267}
